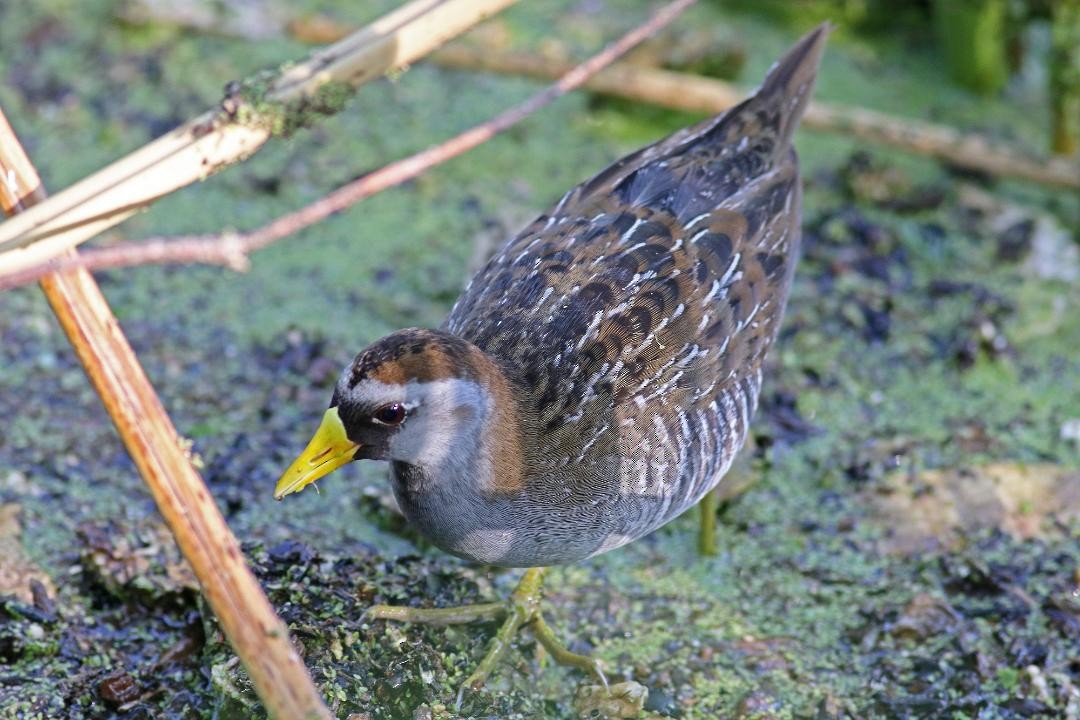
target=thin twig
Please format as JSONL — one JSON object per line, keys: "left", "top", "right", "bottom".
{"left": 0, "top": 0, "right": 698, "bottom": 292}
{"left": 431, "top": 45, "right": 1080, "bottom": 190}
{"left": 0, "top": 0, "right": 520, "bottom": 276}
{"left": 123, "top": 0, "right": 1080, "bottom": 190}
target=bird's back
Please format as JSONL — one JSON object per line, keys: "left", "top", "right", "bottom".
{"left": 444, "top": 26, "right": 827, "bottom": 563}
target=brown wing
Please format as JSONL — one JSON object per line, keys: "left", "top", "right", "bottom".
{"left": 444, "top": 25, "right": 824, "bottom": 528}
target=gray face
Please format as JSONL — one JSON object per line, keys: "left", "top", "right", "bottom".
{"left": 333, "top": 372, "right": 491, "bottom": 481}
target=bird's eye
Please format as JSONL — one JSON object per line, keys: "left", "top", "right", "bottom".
{"left": 373, "top": 403, "right": 407, "bottom": 426}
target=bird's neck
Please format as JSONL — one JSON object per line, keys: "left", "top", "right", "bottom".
{"left": 393, "top": 342, "right": 527, "bottom": 500}
{"left": 387, "top": 346, "right": 530, "bottom": 563}
{"left": 472, "top": 349, "right": 528, "bottom": 497}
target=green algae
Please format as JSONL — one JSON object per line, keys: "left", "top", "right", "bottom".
{"left": 222, "top": 72, "right": 356, "bottom": 139}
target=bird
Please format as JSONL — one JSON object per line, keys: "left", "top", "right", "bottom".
{"left": 275, "top": 24, "right": 828, "bottom": 694}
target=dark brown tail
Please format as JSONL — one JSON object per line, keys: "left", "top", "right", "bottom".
{"left": 567, "top": 24, "right": 829, "bottom": 215}
{"left": 752, "top": 23, "right": 829, "bottom": 151}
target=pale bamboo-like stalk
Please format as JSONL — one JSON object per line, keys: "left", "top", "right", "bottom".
{"left": 0, "top": 110, "right": 332, "bottom": 718}
{"left": 0, "top": 0, "right": 518, "bottom": 275}
{"left": 0, "top": 0, "right": 698, "bottom": 292}
{"left": 431, "top": 45, "right": 1080, "bottom": 190}
{"left": 115, "top": 2, "right": 1080, "bottom": 190}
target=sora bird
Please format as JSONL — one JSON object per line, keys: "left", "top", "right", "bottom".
{"left": 275, "top": 25, "right": 828, "bottom": 693}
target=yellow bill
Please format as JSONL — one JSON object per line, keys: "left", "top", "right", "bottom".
{"left": 274, "top": 407, "right": 358, "bottom": 500}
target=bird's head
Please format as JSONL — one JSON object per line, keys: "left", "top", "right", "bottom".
{"left": 273, "top": 328, "right": 514, "bottom": 500}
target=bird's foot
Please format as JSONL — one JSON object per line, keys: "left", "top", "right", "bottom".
{"left": 364, "top": 567, "right": 606, "bottom": 705}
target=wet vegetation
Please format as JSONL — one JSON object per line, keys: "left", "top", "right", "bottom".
{"left": 1, "top": 1, "right": 1077, "bottom": 718}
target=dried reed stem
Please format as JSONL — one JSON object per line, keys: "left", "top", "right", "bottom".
{"left": 115, "top": 0, "right": 1080, "bottom": 190}
{"left": 431, "top": 46, "right": 1080, "bottom": 190}
{"left": 0, "top": 0, "right": 518, "bottom": 276}
{"left": 0, "top": 109, "right": 332, "bottom": 718}
{"left": 0, "top": 0, "right": 698, "bottom": 291}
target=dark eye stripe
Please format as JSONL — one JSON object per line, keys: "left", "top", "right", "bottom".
{"left": 374, "top": 403, "right": 406, "bottom": 426}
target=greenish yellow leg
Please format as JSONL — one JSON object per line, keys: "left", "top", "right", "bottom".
{"left": 698, "top": 486, "right": 720, "bottom": 556}
{"left": 366, "top": 566, "right": 607, "bottom": 703}
{"left": 459, "top": 568, "right": 541, "bottom": 693}
{"left": 531, "top": 614, "right": 607, "bottom": 688}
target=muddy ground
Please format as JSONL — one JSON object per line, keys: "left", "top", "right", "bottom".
{"left": 0, "top": 1, "right": 1078, "bottom": 718}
